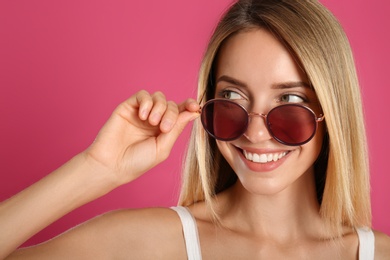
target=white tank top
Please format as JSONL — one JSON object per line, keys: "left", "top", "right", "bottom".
{"left": 171, "top": 206, "right": 375, "bottom": 260}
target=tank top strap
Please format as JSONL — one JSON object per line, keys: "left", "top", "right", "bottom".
{"left": 171, "top": 206, "right": 202, "bottom": 260}
{"left": 356, "top": 227, "right": 375, "bottom": 260}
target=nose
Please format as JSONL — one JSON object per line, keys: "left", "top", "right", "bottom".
{"left": 244, "top": 113, "right": 273, "bottom": 143}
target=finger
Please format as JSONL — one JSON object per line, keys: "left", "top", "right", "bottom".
{"left": 148, "top": 92, "right": 167, "bottom": 126}
{"left": 110, "top": 90, "right": 152, "bottom": 125}
{"left": 159, "top": 101, "right": 179, "bottom": 133}
{"left": 155, "top": 110, "right": 200, "bottom": 161}
{"left": 135, "top": 90, "right": 153, "bottom": 121}
{"left": 178, "top": 98, "right": 200, "bottom": 113}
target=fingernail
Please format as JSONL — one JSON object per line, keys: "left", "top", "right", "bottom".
{"left": 191, "top": 112, "right": 200, "bottom": 121}
{"left": 150, "top": 113, "right": 161, "bottom": 123}
{"left": 140, "top": 109, "right": 148, "bottom": 120}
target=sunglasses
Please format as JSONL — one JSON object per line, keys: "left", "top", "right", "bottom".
{"left": 200, "top": 99, "right": 324, "bottom": 146}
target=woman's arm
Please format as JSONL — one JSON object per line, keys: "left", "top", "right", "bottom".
{"left": 6, "top": 208, "right": 188, "bottom": 259}
{"left": 0, "top": 153, "right": 114, "bottom": 258}
{"left": 0, "top": 90, "right": 199, "bottom": 259}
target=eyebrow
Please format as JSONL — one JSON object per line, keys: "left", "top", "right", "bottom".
{"left": 271, "top": 81, "right": 311, "bottom": 90}
{"left": 215, "top": 75, "right": 248, "bottom": 88}
{"left": 215, "top": 75, "right": 311, "bottom": 90}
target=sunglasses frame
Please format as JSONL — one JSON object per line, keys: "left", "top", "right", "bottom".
{"left": 200, "top": 98, "right": 325, "bottom": 146}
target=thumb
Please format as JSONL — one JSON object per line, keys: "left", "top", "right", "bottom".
{"left": 156, "top": 111, "right": 199, "bottom": 160}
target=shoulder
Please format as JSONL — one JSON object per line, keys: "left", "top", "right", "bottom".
{"left": 102, "top": 206, "right": 181, "bottom": 226}
{"left": 98, "top": 207, "right": 186, "bottom": 246}
{"left": 95, "top": 207, "right": 188, "bottom": 258}
{"left": 68, "top": 207, "right": 187, "bottom": 259}
{"left": 11, "top": 207, "right": 187, "bottom": 259}
{"left": 373, "top": 230, "right": 390, "bottom": 259}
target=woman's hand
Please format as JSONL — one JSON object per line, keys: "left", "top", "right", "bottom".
{"left": 0, "top": 90, "right": 200, "bottom": 259}
{"left": 84, "top": 90, "right": 200, "bottom": 185}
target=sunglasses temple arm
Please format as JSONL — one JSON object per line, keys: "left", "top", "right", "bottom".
{"left": 198, "top": 90, "right": 206, "bottom": 104}
{"left": 196, "top": 91, "right": 207, "bottom": 114}
{"left": 316, "top": 114, "right": 325, "bottom": 122}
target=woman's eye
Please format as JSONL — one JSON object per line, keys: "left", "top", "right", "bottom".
{"left": 222, "top": 90, "right": 242, "bottom": 100}
{"left": 280, "top": 94, "right": 305, "bottom": 103}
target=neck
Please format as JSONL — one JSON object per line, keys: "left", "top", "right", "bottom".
{"left": 217, "top": 169, "right": 326, "bottom": 241}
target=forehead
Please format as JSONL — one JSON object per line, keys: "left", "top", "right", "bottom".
{"left": 215, "top": 29, "right": 307, "bottom": 86}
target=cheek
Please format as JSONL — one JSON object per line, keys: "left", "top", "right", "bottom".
{"left": 216, "top": 141, "right": 231, "bottom": 159}
{"left": 215, "top": 141, "right": 240, "bottom": 169}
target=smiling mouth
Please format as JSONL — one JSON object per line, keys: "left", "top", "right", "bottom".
{"left": 242, "top": 150, "right": 289, "bottom": 163}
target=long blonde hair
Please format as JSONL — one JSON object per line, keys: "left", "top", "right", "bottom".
{"left": 179, "top": 0, "right": 371, "bottom": 234}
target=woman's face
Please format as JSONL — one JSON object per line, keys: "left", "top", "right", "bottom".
{"left": 214, "top": 29, "right": 325, "bottom": 195}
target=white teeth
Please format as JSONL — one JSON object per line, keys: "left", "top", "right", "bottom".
{"left": 243, "top": 150, "right": 288, "bottom": 164}
{"left": 259, "top": 154, "right": 267, "bottom": 163}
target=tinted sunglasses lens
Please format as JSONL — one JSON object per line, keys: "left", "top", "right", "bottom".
{"left": 267, "top": 105, "right": 317, "bottom": 145}
{"left": 201, "top": 100, "right": 248, "bottom": 141}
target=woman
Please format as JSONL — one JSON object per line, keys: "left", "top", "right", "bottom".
{"left": 1, "top": 0, "right": 389, "bottom": 259}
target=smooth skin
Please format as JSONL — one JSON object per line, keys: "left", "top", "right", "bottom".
{"left": 1, "top": 29, "right": 390, "bottom": 259}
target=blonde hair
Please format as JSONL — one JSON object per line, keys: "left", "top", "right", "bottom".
{"left": 179, "top": 0, "right": 371, "bottom": 235}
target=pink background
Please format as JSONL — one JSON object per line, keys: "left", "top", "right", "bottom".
{"left": 0, "top": 0, "right": 389, "bottom": 246}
